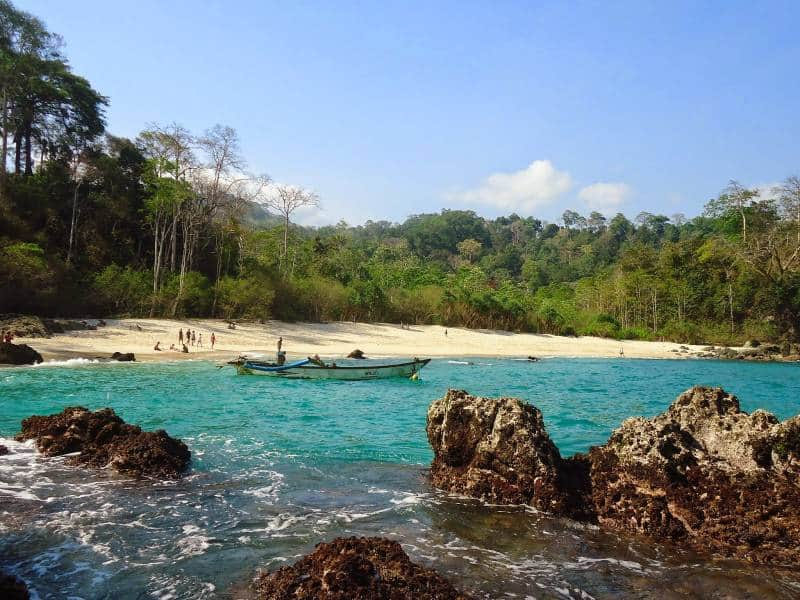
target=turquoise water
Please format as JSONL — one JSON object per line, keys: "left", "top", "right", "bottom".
{"left": 1, "top": 357, "right": 799, "bottom": 599}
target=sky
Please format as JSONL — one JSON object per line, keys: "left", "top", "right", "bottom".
{"left": 16, "top": 0, "right": 800, "bottom": 226}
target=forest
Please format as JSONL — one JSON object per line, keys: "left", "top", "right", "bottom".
{"left": 1, "top": 1, "right": 799, "bottom": 344}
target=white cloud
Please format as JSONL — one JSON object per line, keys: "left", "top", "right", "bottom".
{"left": 578, "top": 182, "right": 632, "bottom": 213}
{"left": 450, "top": 160, "right": 572, "bottom": 212}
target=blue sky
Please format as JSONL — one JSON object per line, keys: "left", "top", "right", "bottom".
{"left": 17, "top": 0, "right": 800, "bottom": 225}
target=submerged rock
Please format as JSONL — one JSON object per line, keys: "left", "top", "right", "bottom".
{"left": 253, "top": 536, "right": 472, "bottom": 599}
{"left": 0, "top": 571, "right": 29, "bottom": 600}
{"left": 110, "top": 352, "right": 135, "bottom": 362}
{"left": 0, "top": 342, "right": 43, "bottom": 365}
{"left": 427, "top": 387, "right": 800, "bottom": 565}
{"left": 15, "top": 406, "right": 190, "bottom": 479}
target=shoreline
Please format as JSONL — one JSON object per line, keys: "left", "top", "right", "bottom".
{"left": 10, "top": 318, "right": 716, "bottom": 363}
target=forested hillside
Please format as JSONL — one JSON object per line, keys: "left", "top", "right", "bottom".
{"left": 1, "top": 1, "right": 799, "bottom": 344}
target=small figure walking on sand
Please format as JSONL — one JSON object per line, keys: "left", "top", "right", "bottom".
{"left": 277, "top": 337, "right": 283, "bottom": 352}
{"left": 619, "top": 346, "right": 625, "bottom": 358}
{"left": 191, "top": 330, "right": 196, "bottom": 346}
{"left": 178, "top": 328, "right": 183, "bottom": 344}
{"left": 444, "top": 329, "right": 448, "bottom": 337}
{"left": 198, "top": 333, "right": 203, "bottom": 348}
{"left": 211, "top": 332, "right": 216, "bottom": 350}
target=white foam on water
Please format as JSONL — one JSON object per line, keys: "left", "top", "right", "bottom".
{"left": 31, "top": 358, "right": 104, "bottom": 367}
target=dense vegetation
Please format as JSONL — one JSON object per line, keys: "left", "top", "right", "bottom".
{"left": 1, "top": 1, "right": 799, "bottom": 344}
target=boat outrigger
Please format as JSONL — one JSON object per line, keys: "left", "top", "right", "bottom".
{"left": 231, "top": 356, "right": 431, "bottom": 380}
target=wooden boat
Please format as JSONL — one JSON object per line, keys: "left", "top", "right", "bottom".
{"left": 233, "top": 357, "right": 431, "bottom": 380}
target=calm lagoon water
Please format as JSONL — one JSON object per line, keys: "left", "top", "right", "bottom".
{"left": 1, "top": 357, "right": 799, "bottom": 599}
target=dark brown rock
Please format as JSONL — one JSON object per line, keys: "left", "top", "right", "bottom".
{"left": 110, "top": 352, "right": 135, "bottom": 362}
{"left": 426, "top": 386, "right": 800, "bottom": 565}
{"left": 0, "top": 342, "right": 43, "bottom": 365}
{"left": 0, "top": 444, "right": 9, "bottom": 455}
{"left": 15, "top": 406, "right": 190, "bottom": 479}
{"left": 0, "top": 571, "right": 29, "bottom": 600}
{"left": 253, "top": 536, "right": 472, "bottom": 599}
{"left": 347, "top": 349, "right": 367, "bottom": 359}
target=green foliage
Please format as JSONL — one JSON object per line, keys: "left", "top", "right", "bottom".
{"left": 216, "top": 276, "right": 275, "bottom": 320}
{"left": 93, "top": 264, "right": 151, "bottom": 315}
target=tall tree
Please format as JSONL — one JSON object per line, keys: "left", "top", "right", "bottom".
{"left": 262, "top": 184, "right": 319, "bottom": 272}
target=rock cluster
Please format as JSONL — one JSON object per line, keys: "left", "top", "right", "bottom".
{"left": 427, "top": 387, "right": 800, "bottom": 564}
{"left": 0, "top": 314, "right": 97, "bottom": 338}
{"left": 16, "top": 406, "right": 190, "bottom": 479}
{"left": 253, "top": 537, "right": 472, "bottom": 599}
{"left": 672, "top": 343, "right": 800, "bottom": 362}
{"left": 0, "top": 342, "right": 43, "bottom": 365}
{"left": 110, "top": 352, "right": 135, "bottom": 362}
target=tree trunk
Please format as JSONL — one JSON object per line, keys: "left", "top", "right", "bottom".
{"left": 24, "top": 120, "right": 33, "bottom": 176}
{"left": 0, "top": 91, "right": 7, "bottom": 199}
{"left": 14, "top": 130, "right": 21, "bottom": 174}
{"left": 67, "top": 179, "right": 81, "bottom": 264}
{"left": 283, "top": 213, "right": 289, "bottom": 271}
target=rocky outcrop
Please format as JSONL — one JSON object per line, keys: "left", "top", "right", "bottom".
{"left": 253, "top": 537, "right": 472, "bottom": 599}
{"left": 347, "top": 349, "right": 366, "bottom": 359}
{"left": 0, "top": 314, "right": 97, "bottom": 338}
{"left": 0, "top": 571, "right": 29, "bottom": 600}
{"left": 110, "top": 352, "right": 135, "bottom": 362}
{"left": 0, "top": 444, "right": 9, "bottom": 456}
{"left": 0, "top": 314, "right": 51, "bottom": 338}
{"left": 427, "top": 389, "right": 590, "bottom": 518}
{"left": 0, "top": 342, "right": 43, "bottom": 365}
{"left": 689, "top": 344, "right": 800, "bottom": 362}
{"left": 427, "top": 387, "right": 800, "bottom": 565}
{"left": 16, "top": 407, "right": 190, "bottom": 479}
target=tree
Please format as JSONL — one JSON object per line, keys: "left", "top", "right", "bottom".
{"left": 705, "top": 180, "right": 759, "bottom": 242}
{"left": 261, "top": 184, "right": 319, "bottom": 271}
{"left": 457, "top": 238, "right": 482, "bottom": 263}
{"left": 775, "top": 176, "right": 800, "bottom": 244}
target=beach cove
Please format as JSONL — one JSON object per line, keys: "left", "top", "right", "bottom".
{"left": 2, "top": 357, "right": 799, "bottom": 598}
{"left": 12, "top": 318, "right": 715, "bottom": 364}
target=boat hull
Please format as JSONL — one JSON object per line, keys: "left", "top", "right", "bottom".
{"left": 237, "top": 358, "right": 430, "bottom": 380}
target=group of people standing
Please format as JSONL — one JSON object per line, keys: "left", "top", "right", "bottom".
{"left": 1, "top": 330, "right": 15, "bottom": 343}
{"left": 178, "top": 328, "right": 215, "bottom": 351}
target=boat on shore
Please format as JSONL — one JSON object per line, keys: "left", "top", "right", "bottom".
{"left": 232, "top": 357, "right": 431, "bottom": 380}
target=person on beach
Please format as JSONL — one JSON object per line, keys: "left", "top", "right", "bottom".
{"left": 153, "top": 341, "right": 162, "bottom": 351}
{"left": 198, "top": 333, "right": 203, "bottom": 348}
{"left": 210, "top": 332, "right": 216, "bottom": 350}
{"left": 445, "top": 329, "right": 448, "bottom": 337}
{"left": 178, "top": 329, "right": 183, "bottom": 344}
{"left": 619, "top": 347, "right": 625, "bottom": 358}
{"left": 277, "top": 337, "right": 283, "bottom": 352}
{"left": 191, "top": 330, "right": 196, "bottom": 346}
{"left": 182, "top": 343, "right": 188, "bottom": 353}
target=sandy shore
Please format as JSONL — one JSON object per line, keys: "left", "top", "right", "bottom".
{"left": 13, "top": 319, "right": 707, "bottom": 363}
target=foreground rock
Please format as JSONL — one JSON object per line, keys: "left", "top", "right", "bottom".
{"left": 16, "top": 407, "right": 190, "bottom": 479}
{"left": 253, "top": 537, "right": 472, "bottom": 599}
{"left": 110, "top": 352, "right": 135, "bottom": 362}
{"left": 0, "top": 571, "right": 29, "bottom": 600}
{"left": 0, "top": 342, "right": 43, "bottom": 365}
{"left": 0, "top": 444, "right": 9, "bottom": 456}
{"left": 427, "top": 387, "right": 800, "bottom": 564}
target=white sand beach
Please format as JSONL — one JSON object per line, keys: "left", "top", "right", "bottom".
{"left": 14, "top": 319, "right": 706, "bottom": 363}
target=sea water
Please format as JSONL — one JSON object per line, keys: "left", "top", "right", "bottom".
{"left": 1, "top": 357, "right": 799, "bottom": 599}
